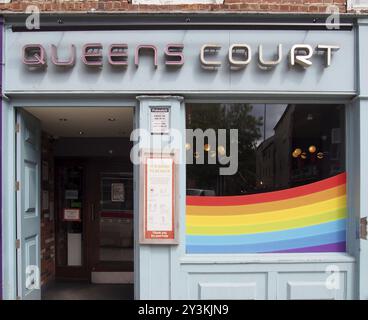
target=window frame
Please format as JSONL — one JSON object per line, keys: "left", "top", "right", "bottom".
{"left": 347, "top": 0, "right": 368, "bottom": 10}
{"left": 184, "top": 100, "right": 351, "bottom": 256}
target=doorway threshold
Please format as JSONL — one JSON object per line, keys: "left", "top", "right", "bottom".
{"left": 42, "top": 281, "right": 134, "bottom": 300}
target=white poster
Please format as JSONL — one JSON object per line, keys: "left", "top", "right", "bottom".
{"left": 150, "top": 107, "right": 170, "bottom": 134}
{"left": 146, "top": 158, "right": 173, "bottom": 232}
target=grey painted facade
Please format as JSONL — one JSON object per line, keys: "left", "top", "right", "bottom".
{"left": 1, "top": 16, "right": 368, "bottom": 300}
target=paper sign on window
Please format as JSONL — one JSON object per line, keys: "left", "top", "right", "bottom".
{"left": 139, "top": 150, "right": 179, "bottom": 244}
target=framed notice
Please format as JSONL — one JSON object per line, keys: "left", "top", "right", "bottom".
{"left": 139, "top": 150, "right": 179, "bottom": 244}
{"left": 111, "top": 183, "right": 125, "bottom": 202}
{"left": 150, "top": 106, "right": 170, "bottom": 135}
{"left": 63, "top": 208, "right": 81, "bottom": 222}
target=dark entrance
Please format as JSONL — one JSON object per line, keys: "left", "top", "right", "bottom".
{"left": 23, "top": 107, "right": 135, "bottom": 299}
{"left": 54, "top": 156, "right": 134, "bottom": 281}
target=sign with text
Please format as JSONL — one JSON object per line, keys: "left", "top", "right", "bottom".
{"left": 5, "top": 30, "right": 354, "bottom": 93}
{"left": 63, "top": 208, "right": 81, "bottom": 222}
{"left": 150, "top": 106, "right": 170, "bottom": 134}
{"left": 140, "top": 150, "right": 179, "bottom": 244}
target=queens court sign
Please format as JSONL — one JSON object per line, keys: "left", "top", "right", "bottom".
{"left": 22, "top": 42, "right": 340, "bottom": 70}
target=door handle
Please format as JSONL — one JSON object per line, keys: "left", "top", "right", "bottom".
{"left": 91, "top": 204, "right": 95, "bottom": 222}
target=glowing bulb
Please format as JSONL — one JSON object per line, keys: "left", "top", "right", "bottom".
{"left": 309, "top": 145, "right": 316, "bottom": 153}
{"left": 185, "top": 143, "right": 191, "bottom": 151}
{"left": 194, "top": 152, "right": 200, "bottom": 159}
{"left": 217, "top": 145, "right": 226, "bottom": 156}
{"left": 293, "top": 148, "right": 302, "bottom": 157}
{"left": 204, "top": 144, "right": 211, "bottom": 152}
{"left": 301, "top": 152, "right": 307, "bottom": 160}
{"left": 317, "top": 152, "right": 324, "bottom": 159}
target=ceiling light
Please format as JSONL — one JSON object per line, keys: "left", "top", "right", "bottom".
{"left": 79, "top": 131, "right": 84, "bottom": 135}
{"left": 309, "top": 145, "right": 316, "bottom": 153}
{"left": 217, "top": 145, "right": 226, "bottom": 156}
{"left": 59, "top": 118, "right": 68, "bottom": 122}
{"left": 108, "top": 118, "right": 116, "bottom": 122}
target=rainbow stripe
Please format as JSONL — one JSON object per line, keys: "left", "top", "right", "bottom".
{"left": 186, "top": 173, "right": 347, "bottom": 253}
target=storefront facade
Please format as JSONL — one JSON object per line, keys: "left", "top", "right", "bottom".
{"left": 1, "top": 14, "right": 368, "bottom": 300}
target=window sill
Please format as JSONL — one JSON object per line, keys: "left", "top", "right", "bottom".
{"left": 180, "top": 252, "right": 356, "bottom": 265}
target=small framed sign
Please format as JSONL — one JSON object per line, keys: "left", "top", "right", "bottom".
{"left": 150, "top": 106, "right": 170, "bottom": 135}
{"left": 65, "top": 189, "right": 78, "bottom": 200}
{"left": 111, "top": 183, "right": 125, "bottom": 202}
{"left": 139, "top": 149, "right": 179, "bottom": 245}
{"left": 63, "top": 208, "right": 81, "bottom": 222}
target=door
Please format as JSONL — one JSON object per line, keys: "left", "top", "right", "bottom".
{"left": 54, "top": 158, "right": 88, "bottom": 280}
{"left": 87, "top": 159, "right": 134, "bottom": 276}
{"left": 16, "top": 109, "right": 41, "bottom": 300}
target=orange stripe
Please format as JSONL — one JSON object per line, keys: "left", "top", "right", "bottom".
{"left": 187, "top": 184, "right": 346, "bottom": 216}
{"left": 186, "top": 173, "right": 346, "bottom": 206}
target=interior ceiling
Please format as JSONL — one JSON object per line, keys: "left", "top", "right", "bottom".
{"left": 26, "top": 107, "right": 134, "bottom": 138}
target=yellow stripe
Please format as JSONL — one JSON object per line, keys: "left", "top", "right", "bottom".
{"left": 187, "top": 195, "right": 346, "bottom": 227}
{"left": 187, "top": 185, "right": 345, "bottom": 216}
{"left": 186, "top": 208, "right": 346, "bottom": 235}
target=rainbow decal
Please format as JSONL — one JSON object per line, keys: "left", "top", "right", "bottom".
{"left": 186, "top": 173, "right": 347, "bottom": 253}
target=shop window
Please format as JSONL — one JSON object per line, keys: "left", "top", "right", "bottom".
{"left": 186, "top": 103, "right": 347, "bottom": 254}
{"left": 348, "top": 0, "right": 368, "bottom": 9}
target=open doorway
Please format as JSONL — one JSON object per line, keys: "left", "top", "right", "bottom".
{"left": 16, "top": 107, "right": 135, "bottom": 300}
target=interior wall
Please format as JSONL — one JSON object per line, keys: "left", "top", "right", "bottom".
{"left": 41, "top": 133, "right": 56, "bottom": 287}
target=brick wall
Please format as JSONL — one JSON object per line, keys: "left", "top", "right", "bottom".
{"left": 0, "top": 1, "right": 347, "bottom": 14}
{"left": 41, "top": 133, "right": 55, "bottom": 287}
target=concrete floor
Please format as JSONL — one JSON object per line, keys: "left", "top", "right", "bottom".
{"left": 42, "top": 281, "right": 134, "bottom": 300}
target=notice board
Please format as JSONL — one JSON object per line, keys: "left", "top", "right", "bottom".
{"left": 139, "top": 150, "right": 179, "bottom": 244}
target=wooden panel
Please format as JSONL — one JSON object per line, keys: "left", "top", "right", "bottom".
{"left": 286, "top": 281, "right": 337, "bottom": 300}
{"left": 277, "top": 272, "right": 347, "bottom": 300}
{"left": 187, "top": 272, "right": 268, "bottom": 300}
{"left": 199, "top": 282, "right": 257, "bottom": 300}
{"left": 24, "top": 235, "right": 39, "bottom": 296}
{"left": 24, "top": 161, "right": 37, "bottom": 217}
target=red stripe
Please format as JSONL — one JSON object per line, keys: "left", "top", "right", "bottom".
{"left": 100, "top": 211, "right": 133, "bottom": 218}
{"left": 186, "top": 173, "right": 346, "bottom": 206}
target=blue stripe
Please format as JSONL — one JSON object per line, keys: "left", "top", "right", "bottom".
{"left": 186, "top": 230, "right": 346, "bottom": 253}
{"left": 186, "top": 219, "right": 346, "bottom": 246}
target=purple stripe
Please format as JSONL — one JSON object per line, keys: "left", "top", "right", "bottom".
{"left": 271, "top": 242, "right": 346, "bottom": 253}
{"left": 0, "top": 16, "right": 3, "bottom": 300}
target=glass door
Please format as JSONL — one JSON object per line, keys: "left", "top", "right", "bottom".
{"left": 55, "top": 159, "right": 88, "bottom": 280}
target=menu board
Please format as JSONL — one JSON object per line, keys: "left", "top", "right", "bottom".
{"left": 140, "top": 151, "right": 178, "bottom": 244}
